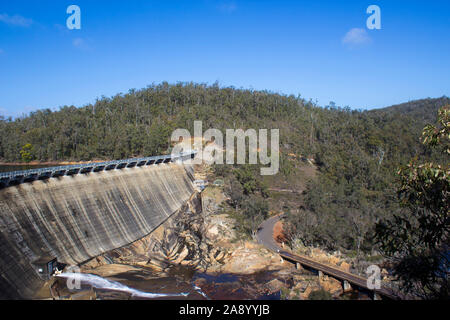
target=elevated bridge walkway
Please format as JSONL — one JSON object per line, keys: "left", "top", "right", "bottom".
{"left": 0, "top": 151, "right": 196, "bottom": 188}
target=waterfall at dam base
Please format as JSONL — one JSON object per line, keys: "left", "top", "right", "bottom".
{"left": 0, "top": 163, "right": 195, "bottom": 299}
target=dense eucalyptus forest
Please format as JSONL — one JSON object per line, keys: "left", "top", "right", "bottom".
{"left": 1, "top": 82, "right": 447, "bottom": 164}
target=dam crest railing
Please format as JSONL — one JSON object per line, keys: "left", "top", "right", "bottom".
{"left": 0, "top": 151, "right": 196, "bottom": 188}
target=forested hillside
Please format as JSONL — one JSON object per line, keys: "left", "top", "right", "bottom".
{"left": 0, "top": 82, "right": 447, "bottom": 164}
{"left": 0, "top": 82, "right": 448, "bottom": 262}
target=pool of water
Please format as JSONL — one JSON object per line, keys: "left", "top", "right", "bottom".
{"left": 41, "top": 261, "right": 374, "bottom": 300}
{"left": 45, "top": 265, "right": 287, "bottom": 300}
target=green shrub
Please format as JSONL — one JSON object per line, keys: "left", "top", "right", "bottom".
{"left": 308, "top": 289, "right": 332, "bottom": 300}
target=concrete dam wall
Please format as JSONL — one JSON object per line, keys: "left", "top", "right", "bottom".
{"left": 0, "top": 163, "right": 195, "bottom": 299}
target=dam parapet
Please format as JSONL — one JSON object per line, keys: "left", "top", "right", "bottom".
{"left": 0, "top": 151, "right": 196, "bottom": 188}
{"left": 0, "top": 160, "right": 195, "bottom": 299}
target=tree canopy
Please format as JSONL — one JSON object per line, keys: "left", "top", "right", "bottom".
{"left": 376, "top": 107, "right": 449, "bottom": 299}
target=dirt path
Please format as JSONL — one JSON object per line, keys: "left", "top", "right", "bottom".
{"left": 267, "top": 188, "right": 300, "bottom": 193}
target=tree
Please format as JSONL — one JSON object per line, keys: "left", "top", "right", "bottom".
{"left": 376, "top": 106, "right": 449, "bottom": 299}
{"left": 242, "top": 196, "right": 269, "bottom": 239}
{"left": 284, "top": 209, "right": 318, "bottom": 249}
{"left": 20, "top": 143, "right": 34, "bottom": 162}
{"left": 348, "top": 208, "right": 371, "bottom": 258}
{"left": 234, "top": 166, "right": 258, "bottom": 195}
{"left": 228, "top": 178, "right": 244, "bottom": 210}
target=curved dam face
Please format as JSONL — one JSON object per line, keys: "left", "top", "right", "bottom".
{"left": 0, "top": 163, "right": 195, "bottom": 299}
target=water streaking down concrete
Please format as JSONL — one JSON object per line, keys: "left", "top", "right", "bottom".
{"left": 0, "top": 163, "right": 195, "bottom": 299}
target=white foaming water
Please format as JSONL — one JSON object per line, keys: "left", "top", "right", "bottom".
{"left": 57, "top": 273, "right": 189, "bottom": 299}
{"left": 193, "top": 284, "right": 209, "bottom": 300}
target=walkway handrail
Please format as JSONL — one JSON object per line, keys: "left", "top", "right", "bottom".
{"left": 0, "top": 151, "right": 197, "bottom": 188}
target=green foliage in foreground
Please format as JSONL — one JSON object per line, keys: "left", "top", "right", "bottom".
{"left": 376, "top": 107, "right": 449, "bottom": 299}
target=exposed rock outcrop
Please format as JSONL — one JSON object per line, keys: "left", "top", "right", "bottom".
{"left": 82, "top": 192, "right": 231, "bottom": 273}
{"left": 83, "top": 186, "right": 286, "bottom": 278}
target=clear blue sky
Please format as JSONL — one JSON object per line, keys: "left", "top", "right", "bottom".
{"left": 0, "top": 0, "right": 449, "bottom": 117}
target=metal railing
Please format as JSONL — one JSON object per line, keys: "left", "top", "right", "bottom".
{"left": 0, "top": 151, "right": 197, "bottom": 188}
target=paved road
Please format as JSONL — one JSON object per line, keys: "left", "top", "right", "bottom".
{"left": 256, "top": 213, "right": 284, "bottom": 251}
{"left": 256, "top": 214, "right": 403, "bottom": 300}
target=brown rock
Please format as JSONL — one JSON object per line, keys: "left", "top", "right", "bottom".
{"left": 339, "top": 261, "right": 351, "bottom": 272}
{"left": 265, "top": 279, "right": 285, "bottom": 293}
{"left": 319, "top": 276, "right": 343, "bottom": 296}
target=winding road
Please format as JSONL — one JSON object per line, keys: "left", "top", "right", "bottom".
{"left": 256, "top": 214, "right": 285, "bottom": 251}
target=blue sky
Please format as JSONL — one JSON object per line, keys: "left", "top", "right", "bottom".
{"left": 0, "top": 0, "right": 449, "bottom": 117}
